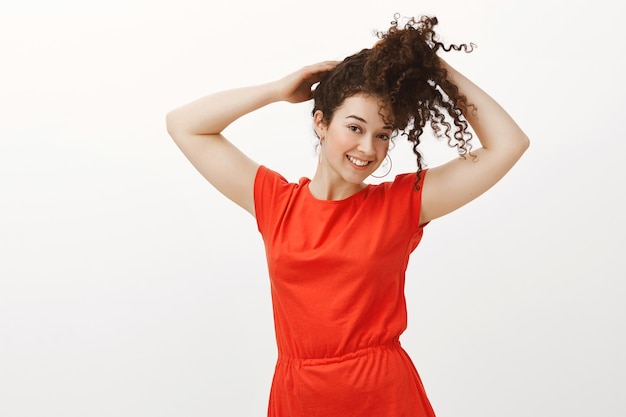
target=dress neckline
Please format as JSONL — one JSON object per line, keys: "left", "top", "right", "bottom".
{"left": 300, "top": 177, "right": 373, "bottom": 204}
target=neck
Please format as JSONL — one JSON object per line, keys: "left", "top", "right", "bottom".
{"left": 308, "top": 166, "right": 366, "bottom": 200}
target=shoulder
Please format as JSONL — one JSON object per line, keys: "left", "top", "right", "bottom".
{"left": 371, "top": 170, "right": 427, "bottom": 197}
{"left": 367, "top": 170, "right": 428, "bottom": 230}
{"left": 254, "top": 165, "right": 307, "bottom": 195}
{"left": 254, "top": 166, "right": 308, "bottom": 233}
{"left": 255, "top": 165, "right": 287, "bottom": 187}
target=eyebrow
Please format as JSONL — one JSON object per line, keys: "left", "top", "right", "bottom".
{"left": 345, "top": 115, "right": 393, "bottom": 130}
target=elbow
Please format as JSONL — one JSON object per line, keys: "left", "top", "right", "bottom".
{"left": 519, "top": 133, "right": 530, "bottom": 154}
{"left": 508, "top": 130, "right": 530, "bottom": 157}
{"left": 496, "top": 133, "right": 530, "bottom": 161}
{"left": 165, "top": 110, "right": 181, "bottom": 139}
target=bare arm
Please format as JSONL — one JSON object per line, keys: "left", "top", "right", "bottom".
{"left": 166, "top": 61, "right": 339, "bottom": 216}
{"left": 419, "top": 59, "right": 530, "bottom": 225}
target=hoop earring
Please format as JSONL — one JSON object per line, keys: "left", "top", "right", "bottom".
{"left": 317, "top": 138, "right": 324, "bottom": 164}
{"left": 370, "top": 154, "right": 392, "bottom": 178}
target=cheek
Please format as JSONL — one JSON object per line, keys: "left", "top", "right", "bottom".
{"left": 377, "top": 141, "right": 390, "bottom": 155}
{"left": 325, "top": 134, "right": 350, "bottom": 153}
{"left": 321, "top": 137, "right": 343, "bottom": 160}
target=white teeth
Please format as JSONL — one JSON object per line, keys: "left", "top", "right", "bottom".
{"left": 347, "top": 155, "right": 369, "bottom": 167}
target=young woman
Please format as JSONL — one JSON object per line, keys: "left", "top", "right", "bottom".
{"left": 166, "top": 14, "right": 529, "bottom": 417}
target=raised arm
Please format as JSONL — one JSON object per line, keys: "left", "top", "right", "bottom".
{"left": 166, "top": 61, "right": 339, "bottom": 216}
{"left": 419, "top": 59, "right": 530, "bottom": 225}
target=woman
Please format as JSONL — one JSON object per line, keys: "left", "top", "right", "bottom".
{"left": 166, "top": 14, "right": 529, "bottom": 417}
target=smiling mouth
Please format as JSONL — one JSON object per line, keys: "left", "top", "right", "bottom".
{"left": 347, "top": 155, "right": 370, "bottom": 167}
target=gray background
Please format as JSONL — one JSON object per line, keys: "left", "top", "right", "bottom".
{"left": 1, "top": 0, "right": 624, "bottom": 416}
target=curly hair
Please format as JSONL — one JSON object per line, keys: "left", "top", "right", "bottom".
{"left": 312, "top": 14, "right": 476, "bottom": 188}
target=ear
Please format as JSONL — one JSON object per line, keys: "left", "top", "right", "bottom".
{"left": 313, "top": 110, "right": 327, "bottom": 139}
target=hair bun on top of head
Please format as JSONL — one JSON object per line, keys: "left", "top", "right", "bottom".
{"left": 375, "top": 14, "right": 476, "bottom": 53}
{"left": 363, "top": 13, "right": 476, "bottom": 149}
{"left": 366, "top": 14, "right": 475, "bottom": 112}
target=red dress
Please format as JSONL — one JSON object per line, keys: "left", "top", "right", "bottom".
{"left": 254, "top": 165, "right": 435, "bottom": 417}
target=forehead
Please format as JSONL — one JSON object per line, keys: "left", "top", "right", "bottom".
{"left": 334, "top": 94, "right": 393, "bottom": 125}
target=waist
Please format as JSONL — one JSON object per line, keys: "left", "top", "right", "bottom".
{"left": 277, "top": 339, "right": 402, "bottom": 367}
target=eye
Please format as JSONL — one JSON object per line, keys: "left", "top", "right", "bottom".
{"left": 377, "top": 133, "right": 391, "bottom": 141}
{"left": 348, "top": 125, "right": 361, "bottom": 133}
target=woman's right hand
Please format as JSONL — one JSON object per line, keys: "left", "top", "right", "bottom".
{"left": 274, "top": 61, "right": 340, "bottom": 103}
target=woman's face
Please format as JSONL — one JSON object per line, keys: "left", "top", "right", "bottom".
{"left": 315, "top": 94, "right": 393, "bottom": 187}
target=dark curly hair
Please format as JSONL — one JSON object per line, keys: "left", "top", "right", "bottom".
{"left": 312, "top": 14, "right": 476, "bottom": 188}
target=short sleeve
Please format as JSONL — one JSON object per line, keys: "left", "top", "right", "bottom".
{"left": 254, "top": 165, "right": 294, "bottom": 236}
{"left": 380, "top": 169, "right": 428, "bottom": 245}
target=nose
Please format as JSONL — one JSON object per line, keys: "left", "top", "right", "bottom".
{"left": 357, "top": 136, "right": 376, "bottom": 157}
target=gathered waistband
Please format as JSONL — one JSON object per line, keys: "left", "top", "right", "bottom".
{"left": 277, "top": 339, "right": 402, "bottom": 367}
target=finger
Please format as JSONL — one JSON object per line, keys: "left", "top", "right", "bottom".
{"left": 302, "top": 61, "right": 340, "bottom": 84}
{"left": 305, "top": 60, "right": 341, "bottom": 75}
{"left": 316, "top": 60, "right": 341, "bottom": 70}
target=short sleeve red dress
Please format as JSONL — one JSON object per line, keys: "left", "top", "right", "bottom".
{"left": 254, "top": 165, "right": 435, "bottom": 417}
